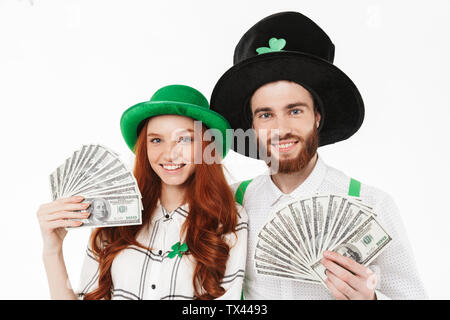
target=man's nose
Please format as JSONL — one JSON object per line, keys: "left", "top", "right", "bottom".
{"left": 272, "top": 115, "right": 292, "bottom": 139}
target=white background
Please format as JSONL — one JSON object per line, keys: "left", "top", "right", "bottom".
{"left": 0, "top": 0, "right": 449, "bottom": 299}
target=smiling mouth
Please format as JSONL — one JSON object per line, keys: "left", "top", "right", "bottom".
{"left": 271, "top": 140, "right": 299, "bottom": 152}
{"left": 160, "top": 163, "right": 186, "bottom": 171}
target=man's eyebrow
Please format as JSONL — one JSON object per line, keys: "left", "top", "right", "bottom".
{"left": 253, "top": 102, "right": 310, "bottom": 116}
{"left": 285, "top": 102, "right": 309, "bottom": 109}
{"left": 253, "top": 106, "right": 272, "bottom": 116}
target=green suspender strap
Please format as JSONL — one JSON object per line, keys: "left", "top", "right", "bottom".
{"left": 236, "top": 178, "right": 361, "bottom": 203}
{"left": 235, "top": 179, "right": 253, "bottom": 206}
{"left": 348, "top": 178, "right": 361, "bottom": 197}
{"left": 234, "top": 179, "right": 253, "bottom": 300}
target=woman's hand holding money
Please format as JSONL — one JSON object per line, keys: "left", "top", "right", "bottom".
{"left": 321, "top": 250, "right": 377, "bottom": 300}
{"left": 37, "top": 196, "right": 90, "bottom": 255}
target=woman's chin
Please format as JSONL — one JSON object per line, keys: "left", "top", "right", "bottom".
{"left": 160, "top": 175, "right": 189, "bottom": 187}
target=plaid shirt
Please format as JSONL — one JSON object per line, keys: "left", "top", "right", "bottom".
{"left": 76, "top": 200, "right": 248, "bottom": 300}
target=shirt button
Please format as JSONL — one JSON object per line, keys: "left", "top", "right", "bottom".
{"left": 165, "top": 214, "right": 170, "bottom": 219}
{"left": 158, "top": 250, "right": 162, "bottom": 255}
{"left": 151, "top": 284, "right": 156, "bottom": 290}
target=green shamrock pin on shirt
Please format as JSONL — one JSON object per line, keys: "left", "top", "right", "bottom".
{"left": 168, "top": 241, "right": 189, "bottom": 258}
{"left": 256, "top": 37, "right": 286, "bottom": 54}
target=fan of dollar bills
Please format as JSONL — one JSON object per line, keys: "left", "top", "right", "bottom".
{"left": 254, "top": 194, "right": 392, "bottom": 286}
{"left": 49, "top": 144, "right": 143, "bottom": 228}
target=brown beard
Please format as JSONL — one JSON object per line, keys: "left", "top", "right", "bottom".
{"left": 260, "top": 125, "right": 319, "bottom": 174}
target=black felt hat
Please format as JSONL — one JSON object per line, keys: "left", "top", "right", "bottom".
{"left": 210, "top": 11, "right": 364, "bottom": 157}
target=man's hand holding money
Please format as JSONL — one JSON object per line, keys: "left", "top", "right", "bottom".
{"left": 322, "top": 250, "right": 377, "bottom": 300}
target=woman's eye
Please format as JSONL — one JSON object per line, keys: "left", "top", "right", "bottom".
{"left": 150, "top": 138, "right": 161, "bottom": 143}
{"left": 178, "top": 136, "right": 192, "bottom": 143}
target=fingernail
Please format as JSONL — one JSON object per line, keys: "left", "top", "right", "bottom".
{"left": 323, "top": 251, "right": 332, "bottom": 258}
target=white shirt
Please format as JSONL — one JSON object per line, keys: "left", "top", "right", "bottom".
{"left": 231, "top": 155, "right": 427, "bottom": 300}
{"left": 76, "top": 200, "right": 248, "bottom": 300}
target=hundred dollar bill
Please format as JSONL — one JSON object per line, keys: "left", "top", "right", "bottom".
{"left": 255, "top": 261, "right": 318, "bottom": 283}
{"left": 50, "top": 144, "right": 144, "bottom": 230}
{"left": 254, "top": 249, "right": 312, "bottom": 278}
{"left": 81, "top": 184, "right": 141, "bottom": 198}
{"left": 72, "top": 171, "right": 137, "bottom": 195}
{"left": 55, "top": 162, "right": 66, "bottom": 198}
{"left": 254, "top": 240, "right": 317, "bottom": 283}
{"left": 328, "top": 209, "right": 371, "bottom": 251}
{"left": 69, "top": 194, "right": 142, "bottom": 228}
{"left": 289, "top": 200, "right": 315, "bottom": 261}
{"left": 62, "top": 146, "right": 81, "bottom": 196}
{"left": 323, "top": 201, "right": 359, "bottom": 252}
{"left": 79, "top": 181, "right": 140, "bottom": 197}
{"left": 318, "top": 195, "right": 345, "bottom": 254}
{"left": 274, "top": 206, "right": 312, "bottom": 263}
{"left": 64, "top": 145, "right": 91, "bottom": 196}
{"left": 59, "top": 157, "right": 71, "bottom": 196}
{"left": 312, "top": 195, "right": 328, "bottom": 258}
{"left": 256, "top": 226, "right": 310, "bottom": 273}
{"left": 310, "top": 215, "right": 392, "bottom": 285}
{"left": 255, "top": 269, "right": 319, "bottom": 283}
{"left": 49, "top": 172, "right": 58, "bottom": 201}
{"left": 73, "top": 160, "right": 128, "bottom": 193}
{"left": 66, "top": 145, "right": 111, "bottom": 195}
{"left": 326, "top": 201, "right": 375, "bottom": 251}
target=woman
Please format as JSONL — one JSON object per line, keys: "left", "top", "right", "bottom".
{"left": 37, "top": 84, "right": 248, "bottom": 300}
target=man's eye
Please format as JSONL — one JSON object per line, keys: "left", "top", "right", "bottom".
{"left": 290, "top": 109, "right": 302, "bottom": 115}
{"left": 259, "top": 113, "right": 271, "bottom": 119}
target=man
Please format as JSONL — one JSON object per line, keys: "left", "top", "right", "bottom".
{"left": 210, "top": 11, "right": 427, "bottom": 299}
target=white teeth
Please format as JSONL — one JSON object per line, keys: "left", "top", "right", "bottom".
{"left": 278, "top": 142, "right": 295, "bottom": 148}
{"left": 162, "top": 164, "right": 183, "bottom": 170}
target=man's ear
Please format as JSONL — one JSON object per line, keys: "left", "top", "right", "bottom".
{"left": 315, "top": 111, "right": 322, "bottom": 129}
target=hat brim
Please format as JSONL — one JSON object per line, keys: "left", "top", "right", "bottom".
{"left": 210, "top": 51, "right": 364, "bottom": 157}
{"left": 120, "top": 101, "right": 232, "bottom": 157}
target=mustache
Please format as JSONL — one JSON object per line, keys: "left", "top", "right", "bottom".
{"left": 267, "top": 133, "right": 305, "bottom": 145}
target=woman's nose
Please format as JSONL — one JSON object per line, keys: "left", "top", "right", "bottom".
{"left": 162, "top": 142, "right": 183, "bottom": 162}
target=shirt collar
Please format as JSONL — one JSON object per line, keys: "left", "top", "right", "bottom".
{"left": 155, "top": 198, "right": 189, "bottom": 221}
{"left": 264, "top": 154, "right": 328, "bottom": 207}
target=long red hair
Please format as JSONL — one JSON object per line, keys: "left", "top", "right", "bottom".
{"left": 84, "top": 118, "right": 238, "bottom": 300}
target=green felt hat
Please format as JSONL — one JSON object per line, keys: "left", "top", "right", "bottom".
{"left": 120, "top": 84, "right": 231, "bottom": 157}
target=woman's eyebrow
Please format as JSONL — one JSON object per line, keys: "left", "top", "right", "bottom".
{"left": 147, "top": 129, "right": 195, "bottom": 137}
{"left": 174, "top": 128, "right": 195, "bottom": 134}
